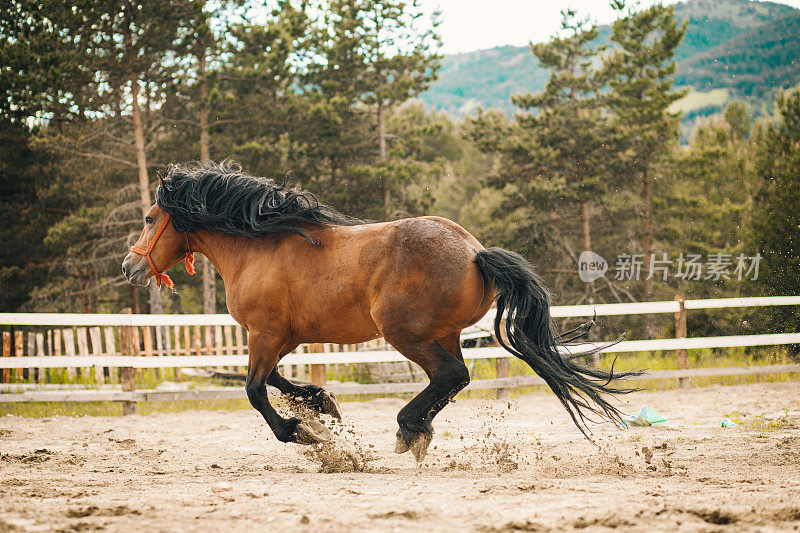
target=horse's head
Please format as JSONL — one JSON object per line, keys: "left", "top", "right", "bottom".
{"left": 122, "top": 204, "right": 195, "bottom": 288}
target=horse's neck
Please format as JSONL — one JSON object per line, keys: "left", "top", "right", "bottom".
{"left": 188, "top": 230, "right": 250, "bottom": 282}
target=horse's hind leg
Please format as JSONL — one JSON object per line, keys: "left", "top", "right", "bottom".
{"left": 267, "top": 367, "right": 342, "bottom": 419}
{"left": 438, "top": 331, "right": 464, "bottom": 362}
{"left": 387, "top": 334, "right": 470, "bottom": 462}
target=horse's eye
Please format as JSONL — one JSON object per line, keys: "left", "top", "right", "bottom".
{"left": 145, "top": 216, "right": 154, "bottom": 225}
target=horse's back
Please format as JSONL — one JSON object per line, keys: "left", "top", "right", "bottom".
{"left": 418, "top": 216, "right": 485, "bottom": 252}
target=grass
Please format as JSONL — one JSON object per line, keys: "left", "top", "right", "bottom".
{"left": 0, "top": 399, "right": 254, "bottom": 418}
{"left": 460, "top": 346, "right": 798, "bottom": 399}
{"left": 1, "top": 366, "right": 195, "bottom": 388}
{"left": 1, "top": 347, "right": 797, "bottom": 418}
{"left": 668, "top": 88, "right": 730, "bottom": 113}
{"left": 724, "top": 409, "right": 798, "bottom": 431}
{"left": 595, "top": 347, "right": 797, "bottom": 392}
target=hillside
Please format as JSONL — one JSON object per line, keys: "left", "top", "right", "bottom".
{"left": 419, "top": 0, "right": 800, "bottom": 119}
{"left": 675, "top": 12, "right": 800, "bottom": 99}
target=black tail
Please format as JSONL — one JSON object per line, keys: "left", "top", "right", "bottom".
{"left": 474, "top": 247, "right": 641, "bottom": 436}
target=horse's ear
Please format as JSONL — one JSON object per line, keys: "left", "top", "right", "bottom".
{"left": 158, "top": 173, "right": 165, "bottom": 189}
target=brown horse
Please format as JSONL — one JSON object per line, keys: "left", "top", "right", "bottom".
{"left": 122, "top": 162, "right": 636, "bottom": 461}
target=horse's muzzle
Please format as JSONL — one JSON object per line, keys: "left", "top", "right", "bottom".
{"left": 122, "top": 253, "right": 151, "bottom": 287}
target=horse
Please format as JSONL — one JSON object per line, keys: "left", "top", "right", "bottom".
{"left": 122, "top": 161, "right": 638, "bottom": 461}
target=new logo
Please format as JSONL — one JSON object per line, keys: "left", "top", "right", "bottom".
{"left": 578, "top": 251, "right": 608, "bottom": 283}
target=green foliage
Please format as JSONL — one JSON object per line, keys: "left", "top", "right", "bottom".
{"left": 604, "top": 1, "right": 687, "bottom": 172}
{"left": 463, "top": 10, "right": 620, "bottom": 304}
{"left": 724, "top": 100, "right": 752, "bottom": 139}
{"left": 465, "top": 105, "right": 572, "bottom": 262}
{"left": 513, "top": 10, "right": 610, "bottom": 201}
{"left": 0, "top": 122, "right": 57, "bottom": 311}
{"left": 320, "top": 0, "right": 441, "bottom": 111}
{"left": 304, "top": 0, "right": 442, "bottom": 215}
{"left": 0, "top": 0, "right": 108, "bottom": 122}
{"left": 210, "top": 1, "right": 319, "bottom": 176}
{"left": 659, "top": 103, "right": 756, "bottom": 290}
{"left": 674, "top": 13, "right": 800, "bottom": 100}
{"left": 387, "top": 102, "right": 462, "bottom": 162}
{"left": 462, "top": 3, "right": 691, "bottom": 311}
{"left": 750, "top": 90, "right": 800, "bottom": 338}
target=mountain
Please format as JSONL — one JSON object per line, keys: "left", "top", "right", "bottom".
{"left": 419, "top": 0, "right": 800, "bottom": 121}
{"left": 675, "top": 11, "right": 800, "bottom": 99}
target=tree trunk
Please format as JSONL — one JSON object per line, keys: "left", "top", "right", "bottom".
{"left": 130, "top": 81, "right": 150, "bottom": 218}
{"left": 123, "top": 1, "right": 162, "bottom": 315}
{"left": 642, "top": 166, "right": 654, "bottom": 336}
{"left": 377, "top": 95, "right": 391, "bottom": 216}
{"left": 130, "top": 76, "right": 163, "bottom": 315}
{"left": 383, "top": 186, "right": 392, "bottom": 215}
{"left": 198, "top": 47, "right": 216, "bottom": 315}
{"left": 130, "top": 285, "right": 140, "bottom": 315}
{"left": 198, "top": 54, "right": 210, "bottom": 162}
{"left": 377, "top": 100, "right": 387, "bottom": 162}
{"left": 580, "top": 200, "right": 595, "bottom": 304}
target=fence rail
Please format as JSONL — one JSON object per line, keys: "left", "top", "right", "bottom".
{"left": 2, "top": 363, "right": 800, "bottom": 404}
{"left": 3, "top": 295, "right": 800, "bottom": 326}
{"left": 3, "top": 333, "right": 800, "bottom": 369}
{"left": 2, "top": 295, "right": 799, "bottom": 409}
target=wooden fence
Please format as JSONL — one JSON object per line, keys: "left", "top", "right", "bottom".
{"left": 0, "top": 316, "right": 250, "bottom": 384}
{"left": 2, "top": 296, "right": 800, "bottom": 411}
{"left": 0, "top": 312, "right": 425, "bottom": 386}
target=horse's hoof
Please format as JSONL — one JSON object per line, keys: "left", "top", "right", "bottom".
{"left": 317, "top": 390, "right": 342, "bottom": 420}
{"left": 394, "top": 426, "right": 433, "bottom": 462}
{"left": 409, "top": 432, "right": 432, "bottom": 462}
{"left": 294, "top": 419, "right": 332, "bottom": 445}
{"left": 395, "top": 432, "right": 410, "bottom": 454}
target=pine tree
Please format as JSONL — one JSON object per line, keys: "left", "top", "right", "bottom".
{"left": 604, "top": 0, "right": 686, "bottom": 332}
{"left": 310, "top": 0, "right": 441, "bottom": 216}
{"left": 194, "top": 4, "right": 218, "bottom": 315}
{"left": 214, "top": 1, "right": 314, "bottom": 173}
{"left": 0, "top": 1, "right": 108, "bottom": 311}
{"left": 512, "top": 10, "right": 610, "bottom": 303}
{"left": 31, "top": 0, "right": 199, "bottom": 313}
{"left": 751, "top": 90, "right": 800, "bottom": 340}
{"left": 358, "top": 0, "right": 441, "bottom": 162}
{"left": 2, "top": 0, "right": 198, "bottom": 313}
{"left": 304, "top": 0, "right": 373, "bottom": 196}
{"left": 169, "top": 0, "right": 230, "bottom": 315}
{"left": 0, "top": 0, "right": 107, "bottom": 123}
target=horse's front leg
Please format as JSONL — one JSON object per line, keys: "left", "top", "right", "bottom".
{"left": 266, "top": 368, "right": 342, "bottom": 419}
{"left": 246, "top": 332, "right": 331, "bottom": 444}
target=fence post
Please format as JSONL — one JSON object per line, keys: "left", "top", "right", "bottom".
{"left": 119, "top": 308, "right": 137, "bottom": 415}
{"left": 496, "top": 357, "right": 510, "bottom": 400}
{"left": 14, "top": 330, "right": 23, "bottom": 380}
{"left": 2, "top": 331, "right": 10, "bottom": 383}
{"left": 674, "top": 294, "right": 689, "bottom": 387}
{"left": 495, "top": 317, "right": 510, "bottom": 399}
{"left": 27, "top": 332, "right": 36, "bottom": 382}
{"left": 309, "top": 343, "right": 326, "bottom": 386}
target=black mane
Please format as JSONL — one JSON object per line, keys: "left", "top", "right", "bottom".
{"left": 155, "top": 161, "right": 363, "bottom": 243}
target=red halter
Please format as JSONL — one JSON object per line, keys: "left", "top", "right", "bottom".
{"left": 130, "top": 213, "right": 195, "bottom": 288}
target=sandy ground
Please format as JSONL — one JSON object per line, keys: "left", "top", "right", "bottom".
{"left": 1, "top": 381, "right": 800, "bottom": 532}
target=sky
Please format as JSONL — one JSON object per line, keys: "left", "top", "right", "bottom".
{"left": 418, "top": 0, "right": 800, "bottom": 54}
